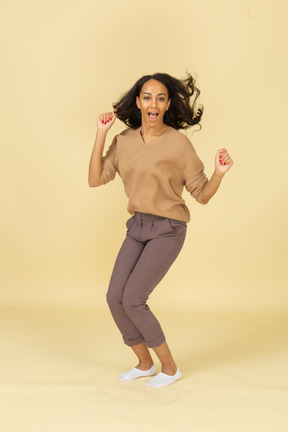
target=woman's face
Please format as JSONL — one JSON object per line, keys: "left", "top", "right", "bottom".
{"left": 136, "top": 79, "right": 171, "bottom": 128}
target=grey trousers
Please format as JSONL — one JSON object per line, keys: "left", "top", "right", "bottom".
{"left": 106, "top": 212, "right": 187, "bottom": 348}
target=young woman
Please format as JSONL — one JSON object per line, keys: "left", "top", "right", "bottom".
{"left": 88, "top": 72, "right": 233, "bottom": 388}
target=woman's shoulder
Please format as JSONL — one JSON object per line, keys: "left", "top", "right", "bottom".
{"left": 167, "top": 126, "right": 193, "bottom": 147}
{"left": 118, "top": 127, "right": 140, "bottom": 138}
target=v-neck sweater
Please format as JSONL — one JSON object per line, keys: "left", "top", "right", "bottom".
{"left": 99, "top": 126, "right": 208, "bottom": 222}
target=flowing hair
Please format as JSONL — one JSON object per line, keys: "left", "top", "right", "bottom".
{"left": 113, "top": 72, "right": 203, "bottom": 130}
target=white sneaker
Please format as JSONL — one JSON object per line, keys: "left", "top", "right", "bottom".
{"left": 118, "top": 364, "right": 157, "bottom": 381}
{"left": 145, "top": 367, "right": 182, "bottom": 388}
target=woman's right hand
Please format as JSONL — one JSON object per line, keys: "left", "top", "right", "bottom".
{"left": 97, "top": 111, "right": 116, "bottom": 132}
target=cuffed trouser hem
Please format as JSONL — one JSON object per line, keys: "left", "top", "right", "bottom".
{"left": 123, "top": 336, "right": 145, "bottom": 347}
{"left": 123, "top": 333, "right": 166, "bottom": 348}
{"left": 146, "top": 333, "right": 166, "bottom": 348}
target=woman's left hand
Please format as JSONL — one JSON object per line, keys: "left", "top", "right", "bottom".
{"left": 215, "top": 148, "right": 233, "bottom": 175}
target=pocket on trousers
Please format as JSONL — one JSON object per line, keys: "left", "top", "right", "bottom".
{"left": 166, "top": 218, "right": 187, "bottom": 233}
{"left": 126, "top": 215, "right": 135, "bottom": 230}
{"left": 152, "top": 218, "right": 179, "bottom": 236}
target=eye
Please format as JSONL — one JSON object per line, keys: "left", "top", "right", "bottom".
{"left": 143, "top": 96, "right": 151, "bottom": 100}
{"left": 158, "top": 97, "right": 165, "bottom": 102}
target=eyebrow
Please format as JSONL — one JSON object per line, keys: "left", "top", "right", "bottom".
{"left": 143, "top": 92, "right": 167, "bottom": 96}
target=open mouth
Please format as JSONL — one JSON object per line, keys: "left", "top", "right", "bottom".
{"left": 148, "top": 112, "right": 159, "bottom": 120}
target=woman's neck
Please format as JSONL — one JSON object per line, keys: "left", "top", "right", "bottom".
{"left": 140, "top": 123, "right": 168, "bottom": 138}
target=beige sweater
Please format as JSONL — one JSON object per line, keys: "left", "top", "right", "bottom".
{"left": 99, "top": 126, "right": 208, "bottom": 222}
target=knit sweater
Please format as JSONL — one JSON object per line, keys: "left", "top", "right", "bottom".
{"left": 99, "top": 126, "right": 208, "bottom": 222}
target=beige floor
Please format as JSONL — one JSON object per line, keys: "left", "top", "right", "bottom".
{"left": 1, "top": 308, "right": 287, "bottom": 432}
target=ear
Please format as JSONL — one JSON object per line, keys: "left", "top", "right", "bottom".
{"left": 136, "top": 96, "right": 140, "bottom": 109}
{"left": 166, "top": 98, "right": 171, "bottom": 111}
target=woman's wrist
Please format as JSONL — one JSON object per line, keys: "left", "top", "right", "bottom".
{"left": 96, "top": 128, "right": 108, "bottom": 139}
{"left": 213, "top": 167, "right": 226, "bottom": 178}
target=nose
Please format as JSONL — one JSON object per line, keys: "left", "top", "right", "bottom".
{"left": 150, "top": 97, "right": 158, "bottom": 108}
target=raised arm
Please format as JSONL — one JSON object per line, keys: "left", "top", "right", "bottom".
{"left": 88, "top": 111, "right": 116, "bottom": 187}
{"left": 201, "top": 148, "right": 233, "bottom": 204}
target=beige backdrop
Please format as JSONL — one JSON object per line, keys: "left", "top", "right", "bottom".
{"left": 1, "top": 2, "right": 288, "bottom": 432}
{"left": 1, "top": 0, "right": 287, "bottom": 312}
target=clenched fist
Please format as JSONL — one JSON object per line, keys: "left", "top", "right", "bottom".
{"left": 215, "top": 148, "right": 233, "bottom": 175}
{"left": 97, "top": 111, "right": 117, "bottom": 132}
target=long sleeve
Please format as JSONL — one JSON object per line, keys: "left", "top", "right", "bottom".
{"left": 183, "top": 140, "right": 208, "bottom": 204}
{"left": 99, "top": 135, "right": 118, "bottom": 185}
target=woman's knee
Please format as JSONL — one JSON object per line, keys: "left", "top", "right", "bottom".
{"left": 122, "top": 290, "right": 145, "bottom": 313}
{"left": 106, "top": 290, "right": 122, "bottom": 309}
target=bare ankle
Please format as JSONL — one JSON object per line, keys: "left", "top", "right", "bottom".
{"left": 161, "top": 363, "right": 177, "bottom": 376}
{"left": 136, "top": 360, "right": 154, "bottom": 371}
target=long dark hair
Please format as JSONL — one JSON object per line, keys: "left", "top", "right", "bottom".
{"left": 113, "top": 72, "right": 203, "bottom": 130}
